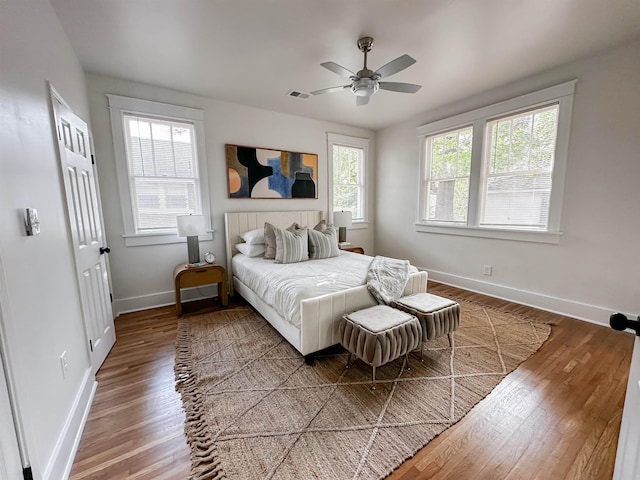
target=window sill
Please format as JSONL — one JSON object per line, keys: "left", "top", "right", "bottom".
{"left": 123, "top": 230, "right": 214, "bottom": 247}
{"left": 414, "top": 223, "right": 562, "bottom": 244}
{"left": 349, "top": 222, "right": 369, "bottom": 230}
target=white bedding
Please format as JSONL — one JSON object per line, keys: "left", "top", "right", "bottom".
{"left": 232, "top": 251, "right": 418, "bottom": 327}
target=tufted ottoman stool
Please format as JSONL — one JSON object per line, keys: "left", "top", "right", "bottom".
{"left": 339, "top": 305, "right": 422, "bottom": 389}
{"left": 391, "top": 293, "right": 460, "bottom": 359}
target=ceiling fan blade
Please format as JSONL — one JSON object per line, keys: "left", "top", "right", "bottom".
{"left": 310, "top": 85, "right": 351, "bottom": 95}
{"left": 374, "top": 54, "right": 416, "bottom": 79}
{"left": 356, "top": 95, "right": 370, "bottom": 106}
{"left": 321, "top": 62, "right": 356, "bottom": 78}
{"left": 378, "top": 81, "right": 422, "bottom": 93}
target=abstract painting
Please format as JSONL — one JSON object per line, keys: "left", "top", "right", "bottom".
{"left": 226, "top": 144, "right": 318, "bottom": 199}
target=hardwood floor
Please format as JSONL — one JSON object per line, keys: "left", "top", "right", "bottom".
{"left": 69, "top": 283, "right": 634, "bottom": 479}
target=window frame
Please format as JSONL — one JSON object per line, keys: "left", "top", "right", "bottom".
{"left": 327, "top": 133, "right": 369, "bottom": 229}
{"left": 107, "top": 94, "right": 212, "bottom": 246}
{"left": 416, "top": 80, "right": 576, "bottom": 244}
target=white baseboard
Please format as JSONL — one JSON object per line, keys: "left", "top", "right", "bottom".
{"left": 115, "top": 270, "right": 632, "bottom": 330}
{"left": 114, "top": 285, "right": 216, "bottom": 316}
{"left": 425, "top": 268, "right": 634, "bottom": 328}
{"left": 42, "top": 368, "right": 96, "bottom": 480}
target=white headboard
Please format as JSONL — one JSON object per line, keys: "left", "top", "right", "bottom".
{"left": 224, "top": 210, "right": 323, "bottom": 295}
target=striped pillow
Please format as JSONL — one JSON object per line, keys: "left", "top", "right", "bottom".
{"left": 308, "top": 224, "right": 340, "bottom": 259}
{"left": 264, "top": 222, "right": 300, "bottom": 259}
{"left": 274, "top": 226, "right": 309, "bottom": 264}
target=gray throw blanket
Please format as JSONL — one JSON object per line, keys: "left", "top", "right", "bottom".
{"left": 366, "top": 255, "right": 410, "bottom": 305}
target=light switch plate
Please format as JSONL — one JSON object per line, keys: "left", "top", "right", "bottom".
{"left": 25, "top": 208, "right": 40, "bottom": 236}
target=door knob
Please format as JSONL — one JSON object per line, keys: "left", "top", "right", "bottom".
{"left": 99, "top": 246, "right": 111, "bottom": 255}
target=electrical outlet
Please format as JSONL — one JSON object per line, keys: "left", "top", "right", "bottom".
{"left": 60, "top": 351, "right": 69, "bottom": 379}
{"left": 483, "top": 265, "right": 492, "bottom": 276}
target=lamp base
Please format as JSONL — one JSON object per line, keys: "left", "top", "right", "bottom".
{"left": 338, "top": 226, "right": 347, "bottom": 243}
{"left": 186, "top": 236, "right": 200, "bottom": 264}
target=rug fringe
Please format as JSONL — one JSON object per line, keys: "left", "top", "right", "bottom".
{"left": 175, "top": 320, "right": 226, "bottom": 480}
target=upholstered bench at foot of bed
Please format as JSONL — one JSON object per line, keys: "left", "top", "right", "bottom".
{"left": 391, "top": 292, "right": 460, "bottom": 359}
{"left": 339, "top": 305, "right": 421, "bottom": 389}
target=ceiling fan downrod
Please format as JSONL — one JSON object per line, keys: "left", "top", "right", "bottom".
{"left": 357, "top": 36, "right": 374, "bottom": 74}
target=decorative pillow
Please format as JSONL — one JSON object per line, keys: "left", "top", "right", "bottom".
{"left": 235, "top": 243, "right": 265, "bottom": 257}
{"left": 308, "top": 224, "right": 340, "bottom": 259}
{"left": 313, "top": 219, "right": 326, "bottom": 231}
{"left": 264, "top": 222, "right": 300, "bottom": 259}
{"left": 240, "top": 228, "right": 264, "bottom": 245}
{"left": 274, "top": 226, "right": 309, "bottom": 264}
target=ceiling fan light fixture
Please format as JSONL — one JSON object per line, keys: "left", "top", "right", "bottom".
{"left": 351, "top": 78, "right": 379, "bottom": 97}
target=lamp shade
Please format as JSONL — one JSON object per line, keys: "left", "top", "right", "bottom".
{"left": 333, "top": 210, "right": 353, "bottom": 228}
{"left": 176, "top": 214, "right": 208, "bottom": 237}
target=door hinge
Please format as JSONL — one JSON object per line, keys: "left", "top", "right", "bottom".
{"left": 91, "top": 154, "right": 95, "bottom": 165}
{"left": 57, "top": 125, "right": 61, "bottom": 140}
{"left": 110, "top": 293, "right": 113, "bottom": 303}
{"left": 23, "top": 466, "right": 33, "bottom": 480}
{"left": 89, "top": 339, "right": 93, "bottom": 352}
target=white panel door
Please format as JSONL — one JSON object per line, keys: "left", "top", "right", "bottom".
{"left": 614, "top": 337, "right": 640, "bottom": 480}
{"left": 51, "top": 89, "right": 115, "bottom": 372}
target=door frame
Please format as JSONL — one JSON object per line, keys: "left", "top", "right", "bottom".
{"left": 614, "top": 337, "right": 640, "bottom": 479}
{"left": 0, "top": 250, "right": 31, "bottom": 476}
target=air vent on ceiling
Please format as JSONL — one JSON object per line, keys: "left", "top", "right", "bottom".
{"left": 287, "top": 90, "right": 310, "bottom": 99}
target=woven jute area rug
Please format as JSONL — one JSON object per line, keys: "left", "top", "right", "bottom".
{"left": 175, "top": 298, "right": 551, "bottom": 480}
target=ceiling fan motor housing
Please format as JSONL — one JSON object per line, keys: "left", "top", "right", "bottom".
{"left": 351, "top": 78, "right": 379, "bottom": 97}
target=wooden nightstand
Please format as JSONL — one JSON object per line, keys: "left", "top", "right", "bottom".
{"left": 340, "top": 246, "right": 365, "bottom": 254}
{"left": 174, "top": 263, "right": 228, "bottom": 315}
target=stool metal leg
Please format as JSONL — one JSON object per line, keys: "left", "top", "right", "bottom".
{"left": 421, "top": 341, "right": 424, "bottom": 361}
{"left": 371, "top": 366, "right": 376, "bottom": 390}
{"left": 345, "top": 352, "right": 352, "bottom": 369}
{"left": 448, "top": 333, "right": 453, "bottom": 347}
{"left": 405, "top": 353, "right": 411, "bottom": 371}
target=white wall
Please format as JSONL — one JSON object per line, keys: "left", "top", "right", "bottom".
{"left": 85, "top": 74, "right": 375, "bottom": 314}
{"left": 0, "top": 0, "right": 95, "bottom": 478}
{"left": 376, "top": 40, "right": 640, "bottom": 325}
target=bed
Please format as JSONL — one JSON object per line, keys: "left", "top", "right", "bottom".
{"left": 224, "top": 210, "right": 428, "bottom": 360}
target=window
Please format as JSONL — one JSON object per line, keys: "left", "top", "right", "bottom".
{"left": 108, "top": 95, "right": 211, "bottom": 246}
{"left": 124, "top": 114, "right": 201, "bottom": 231}
{"left": 481, "top": 105, "right": 558, "bottom": 229}
{"left": 328, "top": 133, "right": 369, "bottom": 227}
{"left": 424, "top": 126, "right": 472, "bottom": 223}
{"left": 417, "top": 81, "right": 575, "bottom": 244}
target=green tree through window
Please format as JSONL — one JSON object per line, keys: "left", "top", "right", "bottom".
{"left": 332, "top": 143, "right": 365, "bottom": 221}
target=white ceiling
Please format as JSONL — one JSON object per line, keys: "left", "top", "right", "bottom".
{"left": 51, "top": 0, "right": 640, "bottom": 130}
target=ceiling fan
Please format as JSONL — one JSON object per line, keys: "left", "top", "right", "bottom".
{"left": 310, "top": 36, "right": 421, "bottom": 106}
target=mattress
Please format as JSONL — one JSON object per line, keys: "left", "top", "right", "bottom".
{"left": 232, "top": 251, "right": 417, "bottom": 328}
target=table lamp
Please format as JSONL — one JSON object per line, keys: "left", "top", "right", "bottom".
{"left": 333, "top": 210, "right": 352, "bottom": 243}
{"left": 177, "top": 214, "right": 208, "bottom": 264}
